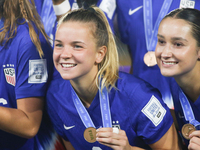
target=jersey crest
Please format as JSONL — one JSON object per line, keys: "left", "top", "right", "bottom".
{"left": 3, "top": 65, "right": 16, "bottom": 86}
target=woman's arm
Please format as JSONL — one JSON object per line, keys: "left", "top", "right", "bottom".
{"left": 0, "top": 97, "right": 43, "bottom": 139}
{"left": 149, "top": 123, "right": 181, "bottom": 150}
{"left": 62, "top": 138, "right": 75, "bottom": 150}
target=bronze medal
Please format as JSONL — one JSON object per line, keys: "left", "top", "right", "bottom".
{"left": 84, "top": 127, "right": 96, "bottom": 143}
{"left": 143, "top": 51, "right": 157, "bottom": 67}
{"left": 181, "top": 124, "right": 196, "bottom": 140}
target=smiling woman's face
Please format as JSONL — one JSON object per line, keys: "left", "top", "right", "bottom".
{"left": 53, "top": 21, "right": 101, "bottom": 82}
{"left": 155, "top": 17, "right": 200, "bottom": 78}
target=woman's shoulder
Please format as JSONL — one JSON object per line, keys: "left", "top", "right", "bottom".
{"left": 11, "top": 23, "right": 32, "bottom": 48}
{"left": 16, "top": 23, "right": 30, "bottom": 37}
{"left": 47, "top": 77, "right": 71, "bottom": 93}
{"left": 117, "top": 71, "right": 157, "bottom": 93}
{"left": 46, "top": 77, "right": 72, "bottom": 110}
{"left": 16, "top": 21, "right": 46, "bottom": 43}
{"left": 116, "top": 72, "right": 164, "bottom": 106}
{"left": 118, "top": 71, "right": 152, "bottom": 83}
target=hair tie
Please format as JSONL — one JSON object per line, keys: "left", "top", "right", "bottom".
{"left": 87, "top": 7, "right": 96, "bottom": 13}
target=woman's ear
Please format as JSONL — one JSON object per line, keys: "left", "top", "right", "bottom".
{"left": 95, "top": 46, "right": 107, "bottom": 63}
{"left": 198, "top": 47, "right": 200, "bottom": 60}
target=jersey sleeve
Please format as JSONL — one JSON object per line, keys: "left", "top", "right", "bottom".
{"left": 46, "top": 80, "right": 69, "bottom": 141}
{"left": 130, "top": 82, "right": 173, "bottom": 144}
{"left": 15, "top": 32, "right": 53, "bottom": 99}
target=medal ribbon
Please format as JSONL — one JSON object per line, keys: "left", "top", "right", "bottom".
{"left": 179, "top": 88, "right": 200, "bottom": 129}
{"left": 143, "top": 0, "right": 173, "bottom": 51}
{"left": 71, "top": 84, "right": 112, "bottom": 128}
{"left": 99, "top": 86, "right": 112, "bottom": 127}
{"left": 41, "top": 0, "right": 56, "bottom": 36}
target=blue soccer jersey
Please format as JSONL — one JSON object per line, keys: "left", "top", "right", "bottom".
{"left": 0, "top": 21, "right": 54, "bottom": 149}
{"left": 170, "top": 79, "right": 200, "bottom": 146}
{"left": 116, "top": 0, "right": 200, "bottom": 109}
{"left": 46, "top": 72, "right": 173, "bottom": 149}
{"left": 34, "top": 0, "right": 44, "bottom": 16}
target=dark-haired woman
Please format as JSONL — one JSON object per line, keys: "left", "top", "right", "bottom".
{"left": 156, "top": 8, "right": 200, "bottom": 150}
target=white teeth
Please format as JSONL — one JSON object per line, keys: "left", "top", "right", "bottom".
{"left": 163, "top": 61, "right": 177, "bottom": 65}
{"left": 62, "top": 64, "right": 75, "bottom": 68}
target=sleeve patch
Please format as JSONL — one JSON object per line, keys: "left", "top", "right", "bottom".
{"left": 141, "top": 95, "right": 166, "bottom": 126}
{"left": 28, "top": 59, "right": 48, "bottom": 83}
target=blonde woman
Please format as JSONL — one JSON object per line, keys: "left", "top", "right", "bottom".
{"left": 46, "top": 6, "right": 180, "bottom": 150}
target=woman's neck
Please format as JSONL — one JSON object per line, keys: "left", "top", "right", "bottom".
{"left": 175, "top": 70, "right": 200, "bottom": 102}
{"left": 70, "top": 79, "right": 98, "bottom": 108}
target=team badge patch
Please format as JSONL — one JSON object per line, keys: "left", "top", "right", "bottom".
{"left": 4, "top": 66, "right": 16, "bottom": 86}
{"left": 142, "top": 95, "right": 166, "bottom": 126}
{"left": 28, "top": 59, "right": 48, "bottom": 83}
{"left": 179, "top": 0, "right": 195, "bottom": 9}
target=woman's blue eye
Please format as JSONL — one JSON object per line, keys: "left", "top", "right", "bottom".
{"left": 55, "top": 43, "right": 63, "bottom": 47}
{"left": 74, "top": 45, "right": 82, "bottom": 48}
{"left": 158, "top": 39, "right": 165, "bottom": 45}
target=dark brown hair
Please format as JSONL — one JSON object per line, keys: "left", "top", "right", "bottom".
{"left": 163, "top": 8, "right": 200, "bottom": 47}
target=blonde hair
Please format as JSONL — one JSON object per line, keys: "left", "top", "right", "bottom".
{"left": 58, "top": 6, "right": 119, "bottom": 92}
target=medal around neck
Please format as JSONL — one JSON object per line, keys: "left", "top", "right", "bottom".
{"left": 84, "top": 127, "right": 96, "bottom": 143}
{"left": 181, "top": 123, "right": 196, "bottom": 140}
{"left": 71, "top": 84, "right": 112, "bottom": 143}
{"left": 179, "top": 89, "right": 200, "bottom": 140}
{"left": 143, "top": 0, "right": 172, "bottom": 66}
{"left": 143, "top": 51, "right": 157, "bottom": 67}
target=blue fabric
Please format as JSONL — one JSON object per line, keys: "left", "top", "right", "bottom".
{"left": 170, "top": 79, "right": 200, "bottom": 146}
{"left": 116, "top": 0, "right": 200, "bottom": 108}
{"left": 34, "top": 0, "right": 44, "bottom": 16}
{"left": 0, "top": 21, "right": 55, "bottom": 149}
{"left": 40, "top": 0, "right": 56, "bottom": 37}
{"left": 0, "top": 18, "right": 3, "bottom": 29}
{"left": 46, "top": 72, "right": 173, "bottom": 149}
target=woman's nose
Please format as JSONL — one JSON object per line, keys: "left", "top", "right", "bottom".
{"left": 161, "top": 44, "right": 172, "bottom": 58}
{"left": 61, "top": 47, "right": 72, "bottom": 58}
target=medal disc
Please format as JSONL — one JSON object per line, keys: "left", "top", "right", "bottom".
{"left": 84, "top": 127, "right": 96, "bottom": 143}
{"left": 143, "top": 51, "right": 157, "bottom": 67}
{"left": 181, "top": 124, "right": 196, "bottom": 140}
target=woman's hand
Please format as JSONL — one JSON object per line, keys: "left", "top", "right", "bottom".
{"left": 188, "top": 130, "right": 200, "bottom": 150}
{"left": 96, "top": 127, "right": 132, "bottom": 150}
